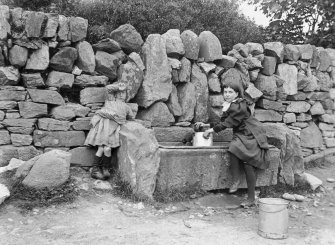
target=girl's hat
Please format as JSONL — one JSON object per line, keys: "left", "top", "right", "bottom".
{"left": 106, "top": 83, "right": 127, "bottom": 93}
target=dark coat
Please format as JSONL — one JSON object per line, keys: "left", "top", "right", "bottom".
{"left": 211, "top": 98, "right": 269, "bottom": 169}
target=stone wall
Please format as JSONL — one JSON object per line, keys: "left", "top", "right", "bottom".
{"left": 0, "top": 4, "right": 335, "bottom": 168}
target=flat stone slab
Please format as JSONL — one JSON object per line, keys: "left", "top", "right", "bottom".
{"left": 156, "top": 145, "right": 280, "bottom": 192}
{"left": 33, "top": 130, "right": 85, "bottom": 147}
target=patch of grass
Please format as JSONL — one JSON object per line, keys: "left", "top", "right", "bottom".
{"left": 8, "top": 178, "right": 79, "bottom": 213}
{"left": 259, "top": 182, "right": 314, "bottom": 199}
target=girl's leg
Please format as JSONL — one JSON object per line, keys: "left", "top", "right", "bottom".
{"left": 103, "top": 146, "right": 111, "bottom": 157}
{"left": 102, "top": 146, "right": 112, "bottom": 179}
{"left": 243, "top": 164, "right": 257, "bottom": 202}
{"left": 91, "top": 147, "right": 104, "bottom": 180}
{"left": 96, "top": 146, "right": 104, "bottom": 157}
{"left": 229, "top": 152, "right": 242, "bottom": 193}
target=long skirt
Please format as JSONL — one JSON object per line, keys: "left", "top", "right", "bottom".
{"left": 228, "top": 131, "right": 268, "bottom": 170}
{"left": 84, "top": 115, "right": 120, "bottom": 148}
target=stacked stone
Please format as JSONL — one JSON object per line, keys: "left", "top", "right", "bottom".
{"left": 0, "top": 5, "right": 145, "bottom": 166}
{"left": 223, "top": 41, "right": 335, "bottom": 157}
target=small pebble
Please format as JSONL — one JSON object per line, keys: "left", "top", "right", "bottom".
{"left": 282, "top": 193, "right": 296, "bottom": 201}
{"left": 327, "top": 178, "right": 335, "bottom": 183}
{"left": 294, "top": 194, "right": 305, "bottom": 202}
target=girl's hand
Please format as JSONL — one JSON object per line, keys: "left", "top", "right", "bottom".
{"left": 203, "top": 130, "right": 212, "bottom": 139}
{"left": 194, "top": 122, "right": 205, "bottom": 131}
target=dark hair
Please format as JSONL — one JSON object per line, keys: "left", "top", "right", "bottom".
{"left": 222, "top": 82, "right": 244, "bottom": 98}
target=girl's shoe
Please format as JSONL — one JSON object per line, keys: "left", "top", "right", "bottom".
{"left": 240, "top": 199, "right": 256, "bottom": 208}
{"left": 228, "top": 180, "right": 240, "bottom": 193}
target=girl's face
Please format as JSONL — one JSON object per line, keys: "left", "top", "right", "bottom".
{"left": 115, "top": 91, "right": 127, "bottom": 101}
{"left": 223, "top": 87, "right": 238, "bottom": 103}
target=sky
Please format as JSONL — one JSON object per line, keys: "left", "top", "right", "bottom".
{"left": 239, "top": 2, "right": 270, "bottom": 27}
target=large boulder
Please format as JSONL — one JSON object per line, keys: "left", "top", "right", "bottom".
{"left": 180, "top": 30, "right": 199, "bottom": 60}
{"left": 166, "top": 85, "right": 182, "bottom": 117}
{"left": 18, "top": 102, "right": 48, "bottom": 118}
{"left": 27, "top": 89, "right": 65, "bottom": 105}
{"left": 50, "top": 47, "right": 78, "bottom": 73}
{"left": 75, "top": 41, "right": 95, "bottom": 73}
{"left": 15, "top": 150, "right": 71, "bottom": 189}
{"left": 178, "top": 57, "right": 191, "bottom": 83}
{"left": 69, "top": 17, "right": 88, "bottom": 42}
{"left": 300, "top": 122, "right": 323, "bottom": 148}
{"left": 21, "top": 73, "right": 45, "bottom": 88}
{"left": 9, "top": 45, "right": 28, "bottom": 67}
{"left": 43, "top": 13, "right": 59, "bottom": 38}
{"left": 162, "top": 29, "right": 185, "bottom": 58}
{"left": 0, "top": 145, "right": 41, "bottom": 167}
{"left": 109, "top": 24, "right": 143, "bottom": 54}
{"left": 264, "top": 123, "right": 304, "bottom": 185}
{"left": 25, "top": 11, "right": 46, "bottom": 38}
{"left": 136, "top": 102, "right": 175, "bottom": 127}
{"left": 0, "top": 66, "right": 20, "bottom": 85}
{"left": 118, "top": 61, "right": 144, "bottom": 102}
{"left": 95, "top": 51, "right": 120, "bottom": 80}
{"left": 46, "top": 71, "right": 74, "bottom": 88}
{"left": 254, "top": 74, "right": 277, "bottom": 101}
{"left": 135, "top": 34, "right": 172, "bottom": 108}
{"left": 198, "top": 31, "right": 222, "bottom": 62}
{"left": 118, "top": 121, "right": 160, "bottom": 200}
{"left": 25, "top": 44, "right": 49, "bottom": 71}
{"left": 264, "top": 42, "right": 285, "bottom": 63}
{"left": 92, "top": 38, "right": 121, "bottom": 53}
{"left": 191, "top": 63, "right": 209, "bottom": 122}
{"left": 0, "top": 184, "right": 10, "bottom": 205}
{"left": 58, "top": 15, "right": 70, "bottom": 41}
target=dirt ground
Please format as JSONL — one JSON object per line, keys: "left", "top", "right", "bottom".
{"left": 0, "top": 161, "right": 335, "bottom": 245}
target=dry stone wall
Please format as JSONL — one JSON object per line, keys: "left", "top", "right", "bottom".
{"left": 0, "top": 4, "right": 335, "bottom": 167}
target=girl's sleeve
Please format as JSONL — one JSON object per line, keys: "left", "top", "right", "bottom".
{"left": 212, "top": 102, "right": 248, "bottom": 133}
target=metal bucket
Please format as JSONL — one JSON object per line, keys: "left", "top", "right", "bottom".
{"left": 258, "top": 198, "right": 289, "bottom": 239}
{"left": 192, "top": 132, "right": 213, "bottom": 147}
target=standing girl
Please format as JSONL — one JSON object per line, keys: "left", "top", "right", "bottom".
{"left": 195, "top": 82, "right": 269, "bottom": 207}
{"left": 85, "top": 83, "right": 135, "bottom": 180}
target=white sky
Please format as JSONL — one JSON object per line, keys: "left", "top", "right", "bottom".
{"left": 239, "top": 2, "right": 270, "bottom": 27}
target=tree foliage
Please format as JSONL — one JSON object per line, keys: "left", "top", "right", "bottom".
{"left": 246, "top": 0, "right": 335, "bottom": 47}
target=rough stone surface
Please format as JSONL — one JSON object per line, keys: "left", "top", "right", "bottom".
{"left": 118, "top": 61, "right": 144, "bottom": 102}
{"left": 300, "top": 122, "right": 323, "bottom": 148}
{"left": 162, "top": 29, "right": 185, "bottom": 58}
{"left": 9, "top": 45, "right": 28, "bottom": 67}
{"left": 246, "top": 42, "right": 264, "bottom": 55}
{"left": 276, "top": 64, "right": 298, "bottom": 95}
{"left": 18, "top": 101, "right": 47, "bottom": 118}
{"left": 0, "top": 183, "right": 10, "bottom": 205}
{"left": 1, "top": 119, "right": 36, "bottom": 128}
{"left": 177, "top": 82, "right": 196, "bottom": 122}
{"left": 58, "top": 15, "right": 69, "bottom": 41}
{"left": 310, "top": 102, "right": 325, "bottom": 115}
{"left": 254, "top": 109, "right": 283, "bottom": 122}
{"left": 191, "top": 63, "right": 208, "bottom": 122}
{"left": 110, "top": 24, "right": 143, "bottom": 54}
{"left": 0, "top": 66, "right": 20, "bottom": 85}
{"left": 254, "top": 74, "right": 277, "bottom": 101}
{"left": 18, "top": 150, "right": 71, "bottom": 189}
{"left": 69, "top": 17, "right": 88, "bottom": 42}
{"left": 198, "top": 31, "right": 222, "bottom": 62}
{"left": 50, "top": 106, "right": 76, "bottom": 121}
{"left": 118, "top": 121, "right": 160, "bottom": 200}
{"left": 257, "top": 99, "right": 286, "bottom": 112}
{"left": 264, "top": 123, "right": 304, "bottom": 185}
{"left": 72, "top": 118, "right": 90, "bottom": 130}
{"left": 95, "top": 51, "right": 121, "bottom": 80}
{"left": 326, "top": 48, "right": 335, "bottom": 66}
{"left": 245, "top": 83, "right": 263, "bottom": 102}
{"left": 28, "top": 89, "right": 65, "bottom": 105}
{"left": 208, "top": 73, "right": 221, "bottom": 93}
{"left": 283, "top": 113, "right": 296, "bottom": 124}
{"left": 38, "top": 118, "right": 71, "bottom": 131}
{"left": 261, "top": 56, "right": 276, "bottom": 76}
{"left": 7, "top": 127, "right": 34, "bottom": 135}
{"left": 46, "top": 71, "right": 74, "bottom": 88}
{"left": 0, "top": 89, "right": 26, "bottom": 101}
{"left": 295, "top": 44, "right": 313, "bottom": 60}
{"left": 50, "top": 47, "right": 78, "bottom": 73}
{"left": 0, "top": 101, "right": 17, "bottom": 110}
{"left": 76, "top": 41, "right": 95, "bottom": 73}
{"left": 21, "top": 73, "right": 45, "bottom": 88}
{"left": 153, "top": 127, "right": 194, "bottom": 142}
{"left": 166, "top": 85, "right": 182, "bottom": 117}
{"left": 80, "top": 87, "right": 106, "bottom": 105}
{"left": 315, "top": 71, "right": 332, "bottom": 92}
{"left": 264, "top": 42, "right": 285, "bottom": 63}
{"left": 25, "top": 44, "right": 49, "bottom": 71}
{"left": 180, "top": 30, "right": 199, "bottom": 60}
{"left": 25, "top": 11, "right": 46, "bottom": 38}
{"left": 0, "top": 130, "right": 11, "bottom": 145}
{"left": 92, "top": 38, "right": 121, "bottom": 53}
{"left": 178, "top": 57, "right": 191, "bottom": 83}
{"left": 33, "top": 130, "right": 85, "bottom": 147}
{"left": 218, "top": 55, "right": 237, "bottom": 68}
{"left": 43, "top": 13, "right": 58, "bottom": 38}
{"left": 136, "top": 102, "right": 175, "bottom": 127}
{"left": 209, "top": 95, "right": 224, "bottom": 107}
{"left": 136, "top": 34, "right": 172, "bottom": 108}
{"left": 286, "top": 101, "right": 311, "bottom": 113}
{"left": 74, "top": 74, "right": 108, "bottom": 87}
{"left": 11, "top": 134, "right": 32, "bottom": 146}
{"left": 128, "top": 52, "right": 145, "bottom": 71}
{"left": 284, "top": 44, "right": 300, "bottom": 61}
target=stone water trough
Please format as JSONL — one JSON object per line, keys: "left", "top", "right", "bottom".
{"left": 156, "top": 142, "right": 280, "bottom": 193}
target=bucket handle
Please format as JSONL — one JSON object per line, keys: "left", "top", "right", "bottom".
{"left": 259, "top": 207, "right": 288, "bottom": 213}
